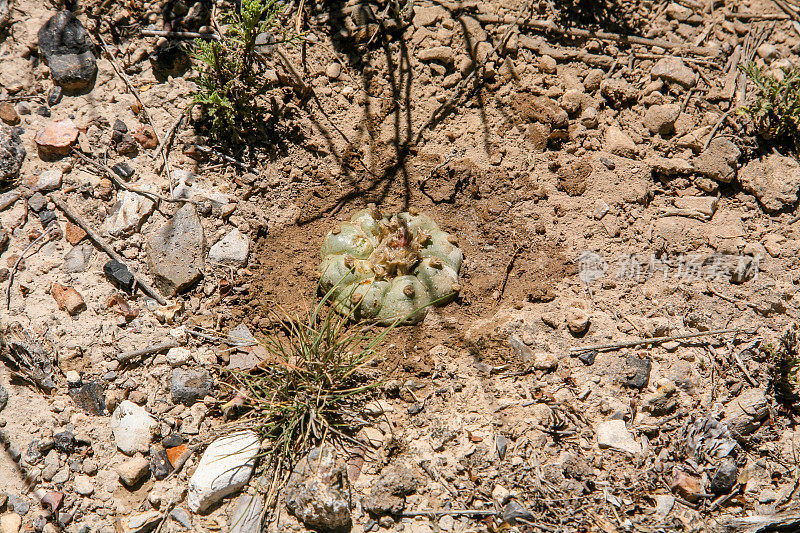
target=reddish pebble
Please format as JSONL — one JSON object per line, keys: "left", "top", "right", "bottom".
{"left": 65, "top": 221, "right": 87, "bottom": 245}
{"left": 670, "top": 470, "right": 701, "bottom": 502}
{"left": 166, "top": 444, "right": 188, "bottom": 468}
{"left": 0, "top": 102, "right": 20, "bottom": 125}
{"left": 134, "top": 125, "right": 158, "bottom": 149}
{"left": 35, "top": 119, "right": 79, "bottom": 158}
{"left": 51, "top": 282, "right": 86, "bottom": 315}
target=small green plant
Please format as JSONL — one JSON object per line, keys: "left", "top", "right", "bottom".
{"left": 189, "top": 0, "right": 302, "bottom": 143}
{"left": 225, "top": 288, "right": 392, "bottom": 471}
{"left": 738, "top": 61, "right": 800, "bottom": 142}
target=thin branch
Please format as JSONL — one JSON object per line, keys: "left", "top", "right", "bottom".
{"left": 569, "top": 327, "right": 756, "bottom": 355}
{"left": 51, "top": 196, "right": 167, "bottom": 305}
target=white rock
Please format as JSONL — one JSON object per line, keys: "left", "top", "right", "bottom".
{"left": 110, "top": 400, "right": 158, "bottom": 455}
{"left": 166, "top": 346, "right": 191, "bottom": 367}
{"left": 74, "top": 474, "right": 94, "bottom": 495}
{"left": 188, "top": 431, "right": 260, "bottom": 513}
{"left": 596, "top": 419, "right": 641, "bottom": 455}
{"left": 116, "top": 511, "right": 161, "bottom": 533}
{"left": 65, "top": 370, "right": 81, "bottom": 386}
{"left": 208, "top": 228, "right": 250, "bottom": 267}
{"left": 105, "top": 190, "right": 155, "bottom": 236}
{"left": 491, "top": 485, "right": 511, "bottom": 506}
{"left": 36, "top": 169, "right": 63, "bottom": 192}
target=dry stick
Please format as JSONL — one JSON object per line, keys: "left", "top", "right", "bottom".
{"left": 474, "top": 15, "right": 719, "bottom": 56}
{"left": 95, "top": 33, "right": 175, "bottom": 197}
{"left": 568, "top": 328, "right": 751, "bottom": 355}
{"left": 72, "top": 149, "right": 187, "bottom": 205}
{"left": 402, "top": 510, "right": 498, "bottom": 517}
{"left": 117, "top": 339, "right": 181, "bottom": 364}
{"left": 52, "top": 196, "right": 167, "bottom": 305}
{"left": 141, "top": 29, "right": 220, "bottom": 40}
{"left": 155, "top": 114, "right": 185, "bottom": 173}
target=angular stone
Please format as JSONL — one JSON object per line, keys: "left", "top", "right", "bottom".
{"left": 230, "top": 494, "right": 264, "bottom": 533}
{"left": 600, "top": 78, "right": 638, "bottom": 108}
{"left": 0, "top": 103, "right": 19, "bottom": 125}
{"left": 417, "top": 46, "right": 453, "bottom": 63}
{"left": 50, "top": 283, "right": 86, "bottom": 315}
{"left": 38, "top": 12, "right": 97, "bottom": 91}
{"left": 116, "top": 456, "right": 150, "bottom": 487}
{"left": 170, "top": 369, "right": 213, "bottom": 406}
{"left": 103, "top": 259, "right": 134, "bottom": 291}
{"left": 739, "top": 153, "right": 800, "bottom": 213}
{"left": 208, "top": 228, "right": 249, "bottom": 267}
{"left": 0, "top": 126, "right": 25, "bottom": 188}
{"left": 146, "top": 204, "right": 204, "bottom": 297}
{"left": 64, "top": 221, "right": 87, "bottom": 245}
{"left": 68, "top": 381, "right": 105, "bottom": 415}
{"left": 187, "top": 431, "right": 260, "bottom": 513}
{"left": 362, "top": 463, "right": 419, "bottom": 515}
{"left": 623, "top": 356, "right": 651, "bottom": 389}
{"left": 670, "top": 470, "right": 700, "bottom": 502}
{"left": 35, "top": 120, "right": 79, "bottom": 158}
{"left": 644, "top": 104, "right": 681, "bottom": 136}
{"left": 695, "top": 138, "right": 740, "bottom": 183}
{"left": 116, "top": 511, "right": 161, "bottom": 533}
{"left": 651, "top": 57, "right": 696, "bottom": 88}
{"left": 710, "top": 459, "right": 738, "bottom": 494}
{"left": 604, "top": 126, "right": 636, "bottom": 159}
{"left": 596, "top": 419, "right": 641, "bottom": 454}
{"left": 63, "top": 243, "right": 93, "bottom": 273}
{"left": 166, "top": 444, "right": 189, "bottom": 469}
{"left": 105, "top": 190, "right": 155, "bottom": 236}
{"left": 150, "top": 449, "right": 172, "bottom": 480}
{"left": 35, "top": 169, "right": 62, "bottom": 192}
{"left": 134, "top": 125, "right": 158, "bottom": 149}
{"left": 110, "top": 400, "right": 157, "bottom": 456}
{"left": 285, "top": 446, "right": 351, "bottom": 530}
{"left": 0, "top": 513, "right": 21, "bottom": 533}
{"left": 73, "top": 475, "right": 93, "bottom": 495}
{"left": 723, "top": 388, "right": 768, "bottom": 436}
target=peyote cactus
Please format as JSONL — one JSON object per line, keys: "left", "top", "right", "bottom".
{"left": 319, "top": 206, "right": 463, "bottom": 324}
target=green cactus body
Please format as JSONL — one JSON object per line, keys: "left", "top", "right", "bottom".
{"left": 319, "top": 209, "right": 463, "bottom": 324}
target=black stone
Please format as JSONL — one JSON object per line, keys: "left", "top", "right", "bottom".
{"left": 623, "top": 355, "right": 651, "bottom": 389}
{"left": 111, "top": 119, "right": 128, "bottom": 143}
{"left": 578, "top": 349, "right": 596, "bottom": 365}
{"left": 36, "top": 106, "right": 51, "bottom": 117}
{"left": 103, "top": 259, "right": 134, "bottom": 292}
{"left": 710, "top": 459, "right": 738, "bottom": 494}
{"left": 111, "top": 162, "right": 134, "bottom": 181}
{"left": 53, "top": 431, "right": 75, "bottom": 454}
{"left": 27, "top": 192, "right": 46, "bottom": 212}
{"left": 68, "top": 381, "right": 106, "bottom": 416}
{"left": 150, "top": 448, "right": 173, "bottom": 480}
{"left": 161, "top": 433, "right": 183, "bottom": 448}
{"left": 47, "top": 86, "right": 62, "bottom": 107}
{"left": 38, "top": 12, "right": 97, "bottom": 90}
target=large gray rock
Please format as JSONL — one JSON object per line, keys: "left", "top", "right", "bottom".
{"left": 37, "top": 11, "right": 97, "bottom": 91}
{"left": 0, "top": 126, "right": 25, "bottom": 189}
{"left": 695, "top": 138, "right": 740, "bottom": 183}
{"left": 739, "top": 153, "right": 800, "bottom": 213}
{"left": 651, "top": 57, "right": 696, "bottom": 88}
{"left": 285, "top": 446, "right": 351, "bottom": 531}
{"left": 147, "top": 204, "right": 204, "bottom": 296}
{"left": 188, "top": 431, "right": 260, "bottom": 513}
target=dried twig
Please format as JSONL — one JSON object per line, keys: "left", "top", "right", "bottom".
{"left": 72, "top": 149, "right": 187, "bottom": 205}
{"left": 475, "top": 14, "right": 719, "bottom": 56}
{"left": 117, "top": 339, "right": 182, "bottom": 364}
{"left": 402, "top": 509, "right": 499, "bottom": 517}
{"left": 569, "top": 328, "right": 754, "bottom": 355}
{"left": 51, "top": 196, "right": 167, "bottom": 305}
{"left": 142, "top": 29, "right": 220, "bottom": 40}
